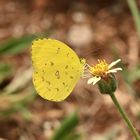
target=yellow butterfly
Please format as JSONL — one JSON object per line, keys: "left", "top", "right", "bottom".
{"left": 31, "top": 38, "right": 85, "bottom": 102}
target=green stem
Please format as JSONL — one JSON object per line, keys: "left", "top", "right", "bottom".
{"left": 127, "top": 0, "right": 140, "bottom": 39}
{"left": 109, "top": 92, "right": 140, "bottom": 140}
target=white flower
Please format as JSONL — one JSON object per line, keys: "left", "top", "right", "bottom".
{"left": 87, "top": 59, "right": 122, "bottom": 85}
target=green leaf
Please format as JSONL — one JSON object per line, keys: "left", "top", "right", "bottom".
{"left": 128, "top": 65, "right": 140, "bottom": 82}
{"left": 61, "top": 133, "right": 81, "bottom": 140}
{"left": 0, "top": 90, "right": 35, "bottom": 119}
{"left": 0, "top": 35, "right": 37, "bottom": 55}
{"left": 127, "top": 0, "right": 140, "bottom": 39}
{"left": 0, "top": 63, "right": 12, "bottom": 83}
{"left": 51, "top": 111, "right": 80, "bottom": 140}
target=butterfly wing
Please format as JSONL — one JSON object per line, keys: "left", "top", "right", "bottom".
{"left": 32, "top": 39, "right": 84, "bottom": 101}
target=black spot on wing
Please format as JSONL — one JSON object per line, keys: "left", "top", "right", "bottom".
{"left": 46, "top": 81, "right": 51, "bottom": 85}
{"left": 55, "top": 88, "right": 59, "bottom": 92}
{"left": 70, "top": 76, "right": 74, "bottom": 79}
{"left": 65, "top": 65, "right": 68, "bottom": 69}
{"left": 55, "top": 70, "right": 60, "bottom": 79}
{"left": 50, "top": 61, "right": 54, "bottom": 66}
{"left": 56, "top": 48, "right": 60, "bottom": 54}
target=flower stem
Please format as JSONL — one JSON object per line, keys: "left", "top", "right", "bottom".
{"left": 109, "top": 92, "right": 140, "bottom": 140}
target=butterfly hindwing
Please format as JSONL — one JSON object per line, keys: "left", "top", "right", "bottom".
{"left": 32, "top": 38, "right": 84, "bottom": 101}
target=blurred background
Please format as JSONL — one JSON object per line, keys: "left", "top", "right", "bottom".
{"left": 0, "top": 0, "right": 140, "bottom": 140}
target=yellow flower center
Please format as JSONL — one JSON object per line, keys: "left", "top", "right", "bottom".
{"left": 90, "top": 59, "right": 109, "bottom": 77}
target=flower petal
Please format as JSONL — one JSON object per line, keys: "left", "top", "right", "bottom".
{"left": 87, "top": 77, "right": 95, "bottom": 84}
{"left": 108, "top": 59, "right": 121, "bottom": 69}
{"left": 87, "top": 77, "right": 101, "bottom": 85}
{"left": 106, "top": 67, "right": 122, "bottom": 73}
{"left": 113, "top": 68, "right": 122, "bottom": 71}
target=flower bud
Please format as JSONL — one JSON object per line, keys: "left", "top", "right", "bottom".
{"left": 97, "top": 74, "right": 117, "bottom": 94}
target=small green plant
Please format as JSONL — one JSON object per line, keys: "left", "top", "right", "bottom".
{"left": 51, "top": 111, "right": 81, "bottom": 140}
{"left": 127, "top": 0, "right": 140, "bottom": 39}
{"left": 0, "top": 35, "right": 38, "bottom": 119}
